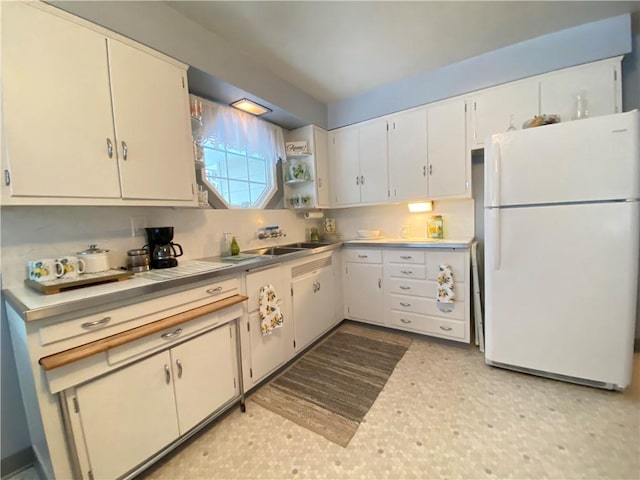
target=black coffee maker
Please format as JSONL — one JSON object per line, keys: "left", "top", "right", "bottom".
{"left": 144, "top": 227, "right": 183, "bottom": 269}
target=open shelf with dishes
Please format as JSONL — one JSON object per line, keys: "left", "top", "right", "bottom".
{"left": 282, "top": 126, "right": 331, "bottom": 210}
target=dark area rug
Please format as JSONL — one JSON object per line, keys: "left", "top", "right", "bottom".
{"left": 251, "top": 322, "right": 412, "bottom": 447}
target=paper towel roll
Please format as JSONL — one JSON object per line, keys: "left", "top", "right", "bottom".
{"left": 304, "top": 211, "right": 324, "bottom": 219}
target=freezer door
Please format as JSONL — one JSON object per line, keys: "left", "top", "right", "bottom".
{"left": 484, "top": 201, "right": 638, "bottom": 387}
{"left": 485, "top": 111, "right": 640, "bottom": 207}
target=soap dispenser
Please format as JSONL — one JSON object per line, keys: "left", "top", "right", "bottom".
{"left": 230, "top": 236, "right": 240, "bottom": 256}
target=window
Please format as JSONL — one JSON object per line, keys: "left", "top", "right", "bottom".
{"left": 192, "top": 95, "right": 284, "bottom": 208}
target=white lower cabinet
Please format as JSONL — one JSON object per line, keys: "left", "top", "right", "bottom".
{"left": 342, "top": 246, "right": 471, "bottom": 343}
{"left": 343, "top": 249, "right": 384, "bottom": 325}
{"left": 242, "top": 265, "right": 293, "bottom": 390}
{"left": 292, "top": 254, "right": 337, "bottom": 352}
{"left": 72, "top": 324, "right": 237, "bottom": 479}
{"left": 384, "top": 248, "right": 470, "bottom": 343}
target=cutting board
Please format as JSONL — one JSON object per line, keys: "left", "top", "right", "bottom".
{"left": 25, "top": 269, "right": 133, "bottom": 295}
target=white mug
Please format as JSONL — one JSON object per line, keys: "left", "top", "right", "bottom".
{"left": 56, "top": 256, "right": 86, "bottom": 279}
{"left": 27, "top": 259, "right": 64, "bottom": 282}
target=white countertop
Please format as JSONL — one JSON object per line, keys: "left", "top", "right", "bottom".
{"left": 344, "top": 237, "right": 474, "bottom": 248}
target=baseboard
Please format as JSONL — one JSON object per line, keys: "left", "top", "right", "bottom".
{"left": 1, "top": 447, "right": 35, "bottom": 479}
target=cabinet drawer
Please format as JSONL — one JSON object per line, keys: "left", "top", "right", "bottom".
{"left": 107, "top": 305, "right": 241, "bottom": 366}
{"left": 390, "top": 311, "right": 466, "bottom": 341}
{"left": 388, "top": 278, "right": 466, "bottom": 301}
{"left": 343, "top": 249, "right": 382, "bottom": 264}
{"left": 383, "top": 249, "right": 425, "bottom": 264}
{"left": 39, "top": 277, "right": 240, "bottom": 347}
{"left": 426, "top": 251, "right": 466, "bottom": 282}
{"left": 388, "top": 265, "right": 426, "bottom": 280}
{"left": 390, "top": 293, "right": 464, "bottom": 320}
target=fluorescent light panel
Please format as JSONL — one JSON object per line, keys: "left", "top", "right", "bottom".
{"left": 230, "top": 98, "right": 272, "bottom": 116}
{"left": 408, "top": 201, "right": 433, "bottom": 213}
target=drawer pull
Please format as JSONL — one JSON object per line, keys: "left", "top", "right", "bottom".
{"left": 164, "top": 364, "right": 171, "bottom": 384}
{"left": 400, "top": 255, "right": 413, "bottom": 259}
{"left": 161, "top": 328, "right": 183, "bottom": 340}
{"left": 400, "top": 318, "right": 412, "bottom": 324}
{"left": 439, "top": 326, "right": 453, "bottom": 331}
{"left": 440, "top": 308, "right": 454, "bottom": 313}
{"left": 399, "top": 285, "right": 411, "bottom": 290}
{"left": 357, "top": 255, "right": 368, "bottom": 259}
{"left": 400, "top": 270, "right": 413, "bottom": 275}
{"left": 176, "top": 359, "right": 183, "bottom": 378}
{"left": 399, "top": 302, "right": 411, "bottom": 307}
{"left": 81, "top": 317, "right": 111, "bottom": 329}
{"left": 206, "top": 286, "right": 223, "bottom": 294}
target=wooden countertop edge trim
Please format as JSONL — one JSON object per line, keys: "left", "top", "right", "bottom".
{"left": 39, "top": 294, "right": 248, "bottom": 371}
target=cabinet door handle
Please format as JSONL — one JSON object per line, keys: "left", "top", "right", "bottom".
{"left": 360, "top": 175, "right": 364, "bottom": 184}
{"left": 164, "top": 364, "right": 171, "bottom": 384}
{"left": 399, "top": 285, "right": 411, "bottom": 290}
{"left": 378, "top": 278, "right": 382, "bottom": 289}
{"left": 161, "top": 328, "right": 182, "bottom": 340}
{"left": 81, "top": 316, "right": 111, "bottom": 329}
{"left": 106, "top": 138, "right": 114, "bottom": 159}
{"left": 439, "top": 325, "right": 453, "bottom": 331}
{"left": 400, "top": 318, "right": 412, "bottom": 324}
{"left": 176, "top": 359, "right": 183, "bottom": 378}
{"left": 400, "top": 270, "right": 413, "bottom": 275}
{"left": 400, "top": 302, "right": 411, "bottom": 307}
{"left": 422, "top": 165, "right": 426, "bottom": 177}
{"left": 429, "top": 165, "right": 433, "bottom": 175}
{"left": 121, "top": 141, "right": 128, "bottom": 161}
{"left": 356, "top": 176, "right": 360, "bottom": 185}
{"left": 400, "top": 255, "right": 413, "bottom": 259}
{"left": 316, "top": 281, "right": 321, "bottom": 292}
{"left": 318, "top": 178, "right": 323, "bottom": 187}
{"left": 206, "top": 286, "right": 223, "bottom": 294}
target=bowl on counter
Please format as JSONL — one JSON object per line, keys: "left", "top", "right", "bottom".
{"left": 356, "top": 230, "right": 381, "bottom": 239}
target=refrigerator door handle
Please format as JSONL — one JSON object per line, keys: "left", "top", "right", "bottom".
{"left": 490, "top": 209, "right": 501, "bottom": 270}
{"left": 492, "top": 139, "right": 501, "bottom": 207}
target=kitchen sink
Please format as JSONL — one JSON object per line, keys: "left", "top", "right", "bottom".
{"left": 281, "top": 242, "right": 332, "bottom": 249}
{"left": 243, "top": 246, "right": 306, "bottom": 256}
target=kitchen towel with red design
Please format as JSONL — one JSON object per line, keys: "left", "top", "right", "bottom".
{"left": 259, "top": 284, "right": 283, "bottom": 335}
{"left": 437, "top": 264, "right": 456, "bottom": 304}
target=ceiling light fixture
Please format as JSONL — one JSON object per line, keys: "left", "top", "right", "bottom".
{"left": 230, "top": 98, "right": 272, "bottom": 116}
{"left": 408, "top": 201, "right": 433, "bottom": 213}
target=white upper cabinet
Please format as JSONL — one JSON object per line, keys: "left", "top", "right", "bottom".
{"left": 426, "top": 98, "right": 471, "bottom": 199}
{"left": 330, "top": 121, "right": 388, "bottom": 206}
{"left": 539, "top": 57, "right": 621, "bottom": 123}
{"left": 468, "top": 78, "right": 539, "bottom": 149}
{"left": 107, "top": 39, "right": 194, "bottom": 201}
{"left": 358, "top": 118, "right": 389, "bottom": 204}
{"left": 2, "top": 2, "right": 121, "bottom": 199}
{"left": 329, "top": 126, "right": 360, "bottom": 205}
{"left": 1, "top": 2, "right": 196, "bottom": 206}
{"left": 314, "top": 127, "right": 332, "bottom": 207}
{"left": 388, "top": 107, "right": 428, "bottom": 203}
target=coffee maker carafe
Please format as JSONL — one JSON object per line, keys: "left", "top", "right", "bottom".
{"left": 144, "top": 227, "right": 183, "bottom": 269}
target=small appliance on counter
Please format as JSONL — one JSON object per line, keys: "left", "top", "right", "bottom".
{"left": 126, "top": 249, "right": 150, "bottom": 272}
{"left": 144, "top": 227, "right": 183, "bottom": 269}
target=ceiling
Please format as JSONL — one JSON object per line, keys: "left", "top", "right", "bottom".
{"left": 167, "top": 1, "right": 639, "bottom": 107}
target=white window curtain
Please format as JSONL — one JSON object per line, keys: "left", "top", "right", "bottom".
{"left": 193, "top": 94, "right": 285, "bottom": 162}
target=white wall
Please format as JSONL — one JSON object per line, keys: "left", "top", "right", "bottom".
{"left": 327, "top": 199, "right": 474, "bottom": 241}
{"left": 0, "top": 206, "right": 324, "bottom": 289}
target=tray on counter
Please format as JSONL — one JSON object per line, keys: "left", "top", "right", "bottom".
{"left": 25, "top": 269, "right": 133, "bottom": 295}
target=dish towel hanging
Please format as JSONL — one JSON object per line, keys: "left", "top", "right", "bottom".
{"left": 259, "top": 284, "right": 283, "bottom": 335}
{"left": 437, "top": 264, "right": 456, "bottom": 304}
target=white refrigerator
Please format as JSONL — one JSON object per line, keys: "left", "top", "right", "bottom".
{"left": 484, "top": 110, "right": 639, "bottom": 390}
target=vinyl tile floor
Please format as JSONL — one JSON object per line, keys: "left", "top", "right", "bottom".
{"left": 142, "top": 331, "right": 640, "bottom": 480}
